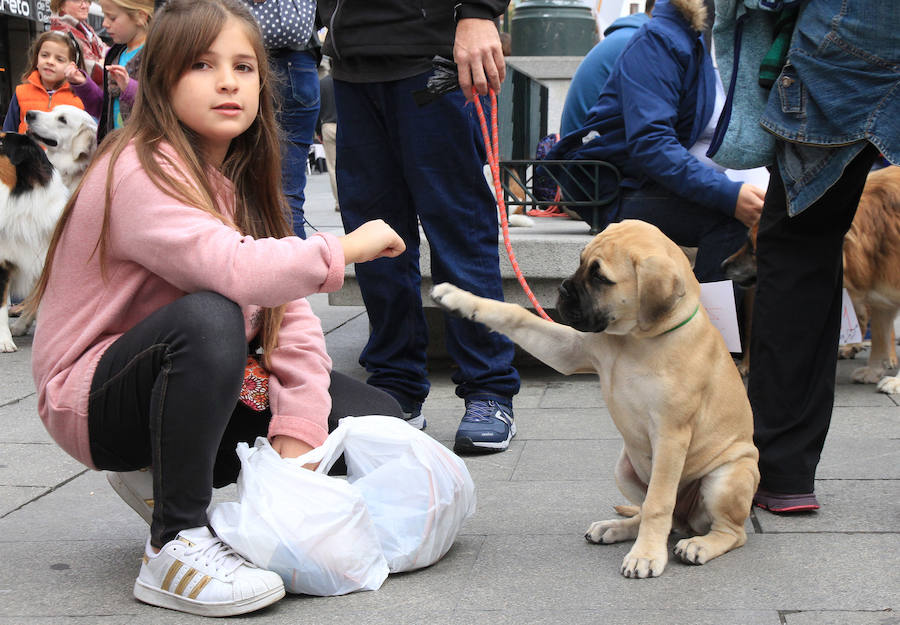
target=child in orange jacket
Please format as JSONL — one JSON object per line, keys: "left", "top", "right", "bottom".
{"left": 2, "top": 30, "right": 86, "bottom": 133}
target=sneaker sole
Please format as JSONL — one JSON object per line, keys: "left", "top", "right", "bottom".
{"left": 107, "top": 472, "right": 153, "bottom": 525}
{"left": 754, "top": 501, "right": 820, "bottom": 513}
{"left": 404, "top": 414, "right": 426, "bottom": 430}
{"left": 454, "top": 422, "right": 516, "bottom": 454}
{"left": 133, "top": 578, "right": 285, "bottom": 617}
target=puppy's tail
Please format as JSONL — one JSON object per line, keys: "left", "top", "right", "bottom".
{"left": 614, "top": 504, "right": 640, "bottom": 517}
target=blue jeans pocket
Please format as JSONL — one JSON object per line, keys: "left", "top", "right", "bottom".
{"left": 288, "top": 62, "right": 320, "bottom": 109}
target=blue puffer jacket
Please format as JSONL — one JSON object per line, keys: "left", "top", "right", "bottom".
{"left": 559, "top": 13, "right": 650, "bottom": 137}
{"left": 549, "top": 0, "right": 742, "bottom": 217}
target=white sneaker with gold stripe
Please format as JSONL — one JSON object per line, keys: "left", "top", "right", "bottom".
{"left": 133, "top": 526, "right": 285, "bottom": 617}
{"left": 107, "top": 469, "right": 154, "bottom": 525}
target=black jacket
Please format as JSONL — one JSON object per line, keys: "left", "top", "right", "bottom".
{"left": 318, "top": 0, "right": 508, "bottom": 79}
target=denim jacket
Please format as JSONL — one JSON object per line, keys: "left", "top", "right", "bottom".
{"left": 761, "top": 0, "right": 899, "bottom": 216}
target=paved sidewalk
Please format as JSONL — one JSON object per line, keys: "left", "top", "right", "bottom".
{"left": 1, "top": 172, "right": 898, "bottom": 624}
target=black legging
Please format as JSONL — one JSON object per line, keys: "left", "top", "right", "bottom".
{"left": 87, "top": 291, "right": 403, "bottom": 548}
{"left": 748, "top": 145, "right": 877, "bottom": 494}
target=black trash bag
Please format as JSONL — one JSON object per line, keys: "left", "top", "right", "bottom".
{"left": 412, "top": 56, "right": 460, "bottom": 107}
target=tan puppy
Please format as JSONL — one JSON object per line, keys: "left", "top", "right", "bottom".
{"left": 432, "top": 220, "right": 759, "bottom": 578}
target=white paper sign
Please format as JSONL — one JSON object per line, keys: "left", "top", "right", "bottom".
{"left": 839, "top": 288, "right": 863, "bottom": 345}
{"left": 698, "top": 282, "right": 862, "bottom": 351}
{"left": 699, "top": 280, "right": 742, "bottom": 352}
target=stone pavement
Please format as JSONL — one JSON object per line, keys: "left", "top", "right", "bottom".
{"left": 1, "top": 171, "right": 898, "bottom": 624}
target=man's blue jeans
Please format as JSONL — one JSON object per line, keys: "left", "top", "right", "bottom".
{"left": 271, "top": 49, "right": 320, "bottom": 239}
{"left": 333, "top": 72, "right": 520, "bottom": 409}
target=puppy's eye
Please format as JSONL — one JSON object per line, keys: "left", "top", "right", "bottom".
{"left": 590, "top": 263, "right": 614, "bottom": 286}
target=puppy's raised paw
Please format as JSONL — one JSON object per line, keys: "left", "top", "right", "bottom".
{"left": 431, "top": 283, "right": 479, "bottom": 322}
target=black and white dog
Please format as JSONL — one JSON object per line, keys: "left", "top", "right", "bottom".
{"left": 0, "top": 132, "right": 68, "bottom": 352}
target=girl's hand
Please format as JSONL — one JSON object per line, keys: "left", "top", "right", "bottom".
{"left": 64, "top": 64, "right": 86, "bottom": 86}
{"left": 271, "top": 435, "right": 319, "bottom": 470}
{"left": 107, "top": 64, "right": 130, "bottom": 92}
{"left": 339, "top": 219, "right": 406, "bottom": 264}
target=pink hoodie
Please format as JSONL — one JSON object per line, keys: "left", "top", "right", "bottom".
{"left": 32, "top": 143, "right": 345, "bottom": 469}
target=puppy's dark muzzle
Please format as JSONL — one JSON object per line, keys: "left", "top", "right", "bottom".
{"left": 557, "top": 278, "right": 608, "bottom": 332}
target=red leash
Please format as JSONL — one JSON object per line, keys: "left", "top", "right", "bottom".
{"left": 472, "top": 89, "right": 553, "bottom": 322}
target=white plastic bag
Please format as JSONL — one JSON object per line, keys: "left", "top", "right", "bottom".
{"left": 310, "top": 416, "right": 477, "bottom": 572}
{"left": 209, "top": 438, "right": 388, "bottom": 596}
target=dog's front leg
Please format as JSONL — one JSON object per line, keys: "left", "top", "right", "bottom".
{"left": 431, "top": 283, "right": 593, "bottom": 374}
{"left": 852, "top": 305, "right": 899, "bottom": 383}
{"left": 620, "top": 428, "right": 690, "bottom": 579}
{"left": 0, "top": 305, "right": 16, "bottom": 352}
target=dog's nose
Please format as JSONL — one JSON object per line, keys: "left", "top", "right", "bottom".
{"left": 25, "top": 111, "right": 36, "bottom": 122}
{"left": 558, "top": 279, "right": 575, "bottom": 299}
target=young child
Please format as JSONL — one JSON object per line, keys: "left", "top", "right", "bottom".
{"left": 2, "top": 31, "right": 86, "bottom": 133}
{"left": 28, "top": 0, "right": 405, "bottom": 617}
{"left": 66, "top": 0, "right": 153, "bottom": 141}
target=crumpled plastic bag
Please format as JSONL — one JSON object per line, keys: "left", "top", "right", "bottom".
{"left": 210, "top": 415, "right": 477, "bottom": 595}
{"left": 314, "top": 415, "right": 477, "bottom": 572}
{"left": 209, "top": 438, "right": 389, "bottom": 596}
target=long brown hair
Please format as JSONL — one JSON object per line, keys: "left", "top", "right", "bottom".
{"left": 29, "top": 0, "right": 291, "bottom": 367}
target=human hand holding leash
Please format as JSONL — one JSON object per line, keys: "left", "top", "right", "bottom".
{"left": 453, "top": 18, "right": 505, "bottom": 103}
{"left": 339, "top": 219, "right": 405, "bottom": 264}
{"left": 735, "top": 183, "right": 766, "bottom": 228}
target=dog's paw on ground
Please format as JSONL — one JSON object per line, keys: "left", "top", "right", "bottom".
{"left": 876, "top": 375, "right": 900, "bottom": 394}
{"left": 620, "top": 546, "right": 667, "bottom": 579}
{"left": 9, "top": 317, "right": 30, "bottom": 337}
{"left": 585, "top": 518, "right": 638, "bottom": 544}
{"left": 851, "top": 365, "right": 889, "bottom": 384}
{"left": 0, "top": 332, "right": 17, "bottom": 352}
{"left": 673, "top": 536, "right": 710, "bottom": 565}
{"left": 838, "top": 342, "right": 867, "bottom": 360}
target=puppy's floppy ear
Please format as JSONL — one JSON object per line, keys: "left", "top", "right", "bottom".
{"left": 636, "top": 255, "right": 685, "bottom": 332}
{"left": 71, "top": 125, "right": 97, "bottom": 163}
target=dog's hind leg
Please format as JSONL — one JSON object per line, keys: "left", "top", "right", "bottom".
{"left": 674, "top": 455, "right": 758, "bottom": 566}
{"left": 852, "top": 305, "right": 899, "bottom": 383}
{"left": 585, "top": 449, "right": 646, "bottom": 545}
{"left": 9, "top": 311, "right": 33, "bottom": 337}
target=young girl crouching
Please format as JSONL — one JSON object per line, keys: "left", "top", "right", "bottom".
{"left": 28, "top": 0, "right": 405, "bottom": 617}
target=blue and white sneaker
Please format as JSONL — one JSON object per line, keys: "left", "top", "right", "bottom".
{"left": 400, "top": 403, "right": 425, "bottom": 430}
{"left": 454, "top": 399, "right": 515, "bottom": 453}
{"left": 403, "top": 406, "right": 426, "bottom": 430}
